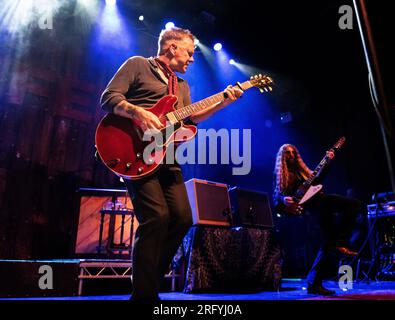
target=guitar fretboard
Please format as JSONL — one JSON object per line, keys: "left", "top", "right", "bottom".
{"left": 303, "top": 138, "right": 345, "bottom": 187}
{"left": 304, "top": 156, "right": 330, "bottom": 186}
{"left": 171, "top": 80, "right": 254, "bottom": 121}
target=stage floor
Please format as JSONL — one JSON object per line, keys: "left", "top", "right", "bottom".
{"left": 2, "top": 279, "right": 395, "bottom": 300}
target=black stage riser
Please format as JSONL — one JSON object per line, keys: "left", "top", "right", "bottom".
{"left": 0, "top": 260, "right": 79, "bottom": 297}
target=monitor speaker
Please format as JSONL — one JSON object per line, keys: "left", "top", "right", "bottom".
{"left": 229, "top": 187, "right": 274, "bottom": 228}
{"left": 185, "top": 179, "right": 232, "bottom": 226}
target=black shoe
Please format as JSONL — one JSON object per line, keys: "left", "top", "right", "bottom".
{"left": 307, "top": 284, "right": 335, "bottom": 296}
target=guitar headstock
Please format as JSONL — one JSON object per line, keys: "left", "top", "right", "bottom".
{"left": 250, "top": 74, "right": 274, "bottom": 93}
{"left": 333, "top": 136, "right": 346, "bottom": 150}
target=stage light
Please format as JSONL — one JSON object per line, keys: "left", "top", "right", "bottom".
{"left": 229, "top": 59, "right": 235, "bottom": 65}
{"left": 138, "top": 15, "right": 144, "bottom": 21}
{"left": 101, "top": 2, "right": 121, "bottom": 31}
{"left": 105, "top": 0, "right": 116, "bottom": 6}
{"left": 95, "top": 0, "right": 131, "bottom": 49}
{"left": 0, "top": 0, "right": 63, "bottom": 34}
{"left": 73, "top": 0, "right": 100, "bottom": 34}
{"left": 79, "top": 0, "right": 94, "bottom": 6}
{"left": 213, "top": 43, "right": 222, "bottom": 51}
{"left": 0, "top": 0, "right": 32, "bottom": 33}
{"left": 165, "top": 22, "right": 175, "bottom": 30}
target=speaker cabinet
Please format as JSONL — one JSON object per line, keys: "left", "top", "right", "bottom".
{"left": 185, "top": 179, "right": 231, "bottom": 226}
{"left": 229, "top": 187, "right": 274, "bottom": 228}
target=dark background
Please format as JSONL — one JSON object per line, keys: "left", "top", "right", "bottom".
{"left": 0, "top": 0, "right": 393, "bottom": 277}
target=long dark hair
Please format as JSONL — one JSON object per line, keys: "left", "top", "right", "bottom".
{"left": 273, "top": 144, "right": 312, "bottom": 195}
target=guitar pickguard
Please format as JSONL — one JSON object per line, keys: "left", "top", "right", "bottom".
{"left": 299, "top": 184, "right": 322, "bottom": 204}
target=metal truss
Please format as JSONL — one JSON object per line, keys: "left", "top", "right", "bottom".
{"left": 78, "top": 260, "right": 182, "bottom": 295}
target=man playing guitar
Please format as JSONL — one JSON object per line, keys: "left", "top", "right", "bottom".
{"left": 100, "top": 26, "right": 243, "bottom": 301}
{"left": 273, "top": 142, "right": 361, "bottom": 295}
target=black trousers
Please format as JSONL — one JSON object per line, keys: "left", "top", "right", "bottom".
{"left": 124, "top": 166, "right": 193, "bottom": 299}
{"left": 305, "top": 193, "right": 361, "bottom": 286}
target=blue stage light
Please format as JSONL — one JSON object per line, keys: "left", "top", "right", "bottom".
{"left": 94, "top": 0, "right": 131, "bottom": 50}
{"left": 79, "top": 0, "right": 94, "bottom": 7}
{"left": 213, "top": 43, "right": 222, "bottom": 51}
{"left": 165, "top": 22, "right": 175, "bottom": 29}
{"left": 0, "top": 0, "right": 64, "bottom": 33}
{"left": 105, "top": 0, "right": 116, "bottom": 6}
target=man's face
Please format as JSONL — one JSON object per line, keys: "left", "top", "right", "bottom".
{"left": 284, "top": 147, "right": 297, "bottom": 165}
{"left": 169, "top": 38, "right": 195, "bottom": 73}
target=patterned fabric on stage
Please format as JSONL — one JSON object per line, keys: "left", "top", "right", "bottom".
{"left": 175, "top": 226, "right": 282, "bottom": 293}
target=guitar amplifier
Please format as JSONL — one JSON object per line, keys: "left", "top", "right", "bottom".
{"left": 229, "top": 187, "right": 274, "bottom": 228}
{"left": 185, "top": 178, "right": 231, "bottom": 226}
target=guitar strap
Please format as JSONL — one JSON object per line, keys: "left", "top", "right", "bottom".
{"left": 155, "top": 58, "right": 178, "bottom": 96}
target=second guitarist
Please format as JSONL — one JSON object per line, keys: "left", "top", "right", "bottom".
{"left": 273, "top": 143, "right": 361, "bottom": 296}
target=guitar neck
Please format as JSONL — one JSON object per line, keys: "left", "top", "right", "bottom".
{"left": 296, "top": 137, "right": 345, "bottom": 200}
{"left": 304, "top": 154, "right": 331, "bottom": 186}
{"left": 172, "top": 80, "right": 254, "bottom": 121}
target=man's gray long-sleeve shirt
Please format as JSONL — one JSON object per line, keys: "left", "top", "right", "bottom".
{"left": 100, "top": 56, "right": 192, "bottom": 113}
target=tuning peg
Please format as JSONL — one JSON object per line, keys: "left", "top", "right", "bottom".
{"left": 269, "top": 86, "right": 273, "bottom": 91}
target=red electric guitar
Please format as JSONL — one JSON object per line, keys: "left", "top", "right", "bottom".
{"left": 95, "top": 74, "right": 274, "bottom": 180}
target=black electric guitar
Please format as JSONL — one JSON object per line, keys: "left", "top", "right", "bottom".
{"left": 280, "top": 136, "right": 346, "bottom": 215}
